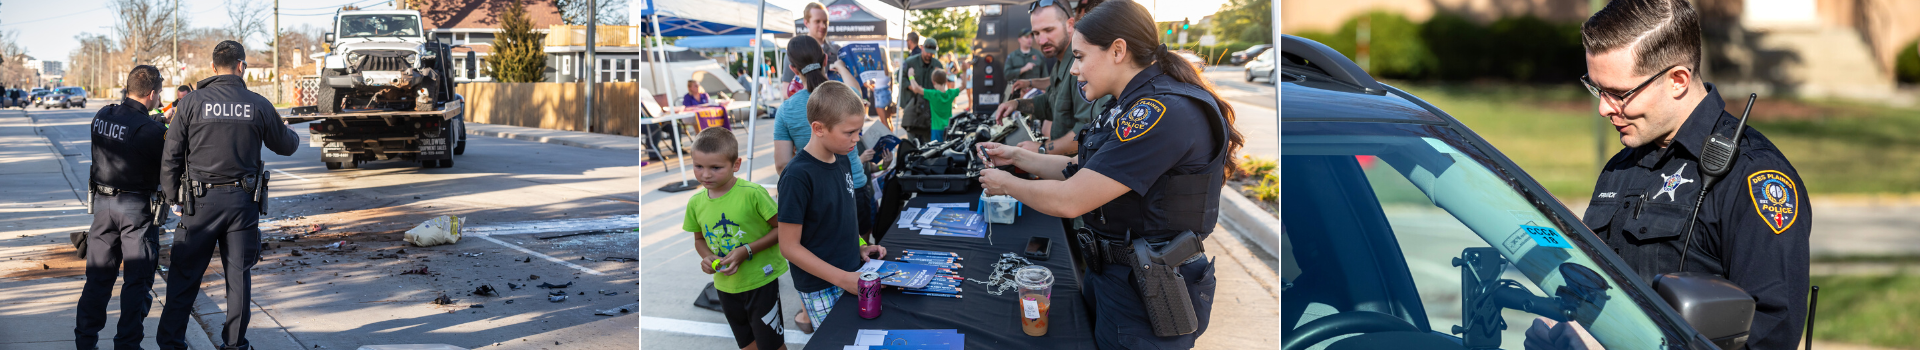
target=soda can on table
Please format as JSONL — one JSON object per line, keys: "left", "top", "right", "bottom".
{"left": 858, "top": 271, "right": 883, "bottom": 319}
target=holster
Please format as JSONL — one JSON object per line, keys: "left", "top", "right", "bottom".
{"left": 86, "top": 186, "right": 96, "bottom": 214}
{"left": 245, "top": 170, "right": 270, "bottom": 215}
{"left": 176, "top": 174, "right": 197, "bottom": 217}
{"left": 148, "top": 192, "right": 167, "bottom": 227}
{"left": 1072, "top": 227, "right": 1102, "bottom": 274}
{"left": 1127, "top": 231, "right": 1205, "bottom": 337}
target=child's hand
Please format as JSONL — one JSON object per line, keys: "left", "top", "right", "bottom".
{"left": 699, "top": 256, "right": 719, "bottom": 274}
{"left": 836, "top": 270, "right": 864, "bottom": 293}
{"left": 860, "top": 244, "right": 888, "bottom": 262}
{"left": 860, "top": 148, "right": 876, "bottom": 163}
{"left": 719, "top": 248, "right": 750, "bottom": 275}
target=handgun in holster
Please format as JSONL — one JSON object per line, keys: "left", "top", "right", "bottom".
{"left": 250, "top": 170, "right": 270, "bottom": 215}
{"left": 176, "top": 174, "right": 197, "bottom": 217}
{"left": 1129, "top": 231, "right": 1205, "bottom": 337}
{"left": 148, "top": 192, "right": 167, "bottom": 227}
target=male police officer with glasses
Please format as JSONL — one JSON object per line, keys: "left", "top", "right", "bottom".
{"left": 75, "top": 64, "right": 169, "bottom": 350}
{"left": 1545, "top": 0, "right": 1811, "bottom": 348}
{"left": 156, "top": 40, "right": 300, "bottom": 350}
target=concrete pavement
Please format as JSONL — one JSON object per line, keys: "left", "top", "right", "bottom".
{"left": 0, "top": 106, "right": 218, "bottom": 350}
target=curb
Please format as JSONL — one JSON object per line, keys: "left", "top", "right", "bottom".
{"left": 464, "top": 127, "right": 634, "bottom": 150}
{"left": 1218, "top": 187, "right": 1278, "bottom": 258}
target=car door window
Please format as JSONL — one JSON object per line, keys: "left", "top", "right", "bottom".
{"left": 1281, "top": 121, "right": 1678, "bottom": 350}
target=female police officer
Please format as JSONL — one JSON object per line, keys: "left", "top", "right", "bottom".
{"left": 977, "top": 1, "right": 1245, "bottom": 348}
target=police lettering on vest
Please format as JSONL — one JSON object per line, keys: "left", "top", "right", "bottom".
{"left": 204, "top": 102, "right": 253, "bottom": 119}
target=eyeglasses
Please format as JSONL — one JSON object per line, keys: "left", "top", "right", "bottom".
{"left": 1028, "top": 0, "right": 1069, "bottom": 13}
{"left": 1580, "top": 65, "right": 1679, "bottom": 108}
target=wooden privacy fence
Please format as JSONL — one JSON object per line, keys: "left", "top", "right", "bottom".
{"left": 455, "top": 82, "right": 639, "bottom": 136}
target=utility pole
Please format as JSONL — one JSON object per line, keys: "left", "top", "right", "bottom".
{"left": 273, "top": 0, "right": 281, "bottom": 103}
{"left": 173, "top": 0, "right": 179, "bottom": 86}
{"left": 585, "top": 0, "right": 597, "bottom": 133}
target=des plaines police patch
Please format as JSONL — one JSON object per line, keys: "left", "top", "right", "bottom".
{"left": 1116, "top": 98, "right": 1165, "bottom": 142}
{"left": 1746, "top": 170, "right": 1798, "bottom": 234}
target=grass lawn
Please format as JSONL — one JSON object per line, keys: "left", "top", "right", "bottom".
{"left": 1808, "top": 273, "right": 1920, "bottom": 349}
{"left": 1389, "top": 82, "right": 1920, "bottom": 201}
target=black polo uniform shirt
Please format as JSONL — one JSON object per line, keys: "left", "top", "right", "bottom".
{"left": 1582, "top": 83, "right": 1809, "bottom": 349}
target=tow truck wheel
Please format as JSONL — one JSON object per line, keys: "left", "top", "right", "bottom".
{"left": 452, "top": 118, "right": 467, "bottom": 155}
{"left": 326, "top": 162, "right": 342, "bottom": 170}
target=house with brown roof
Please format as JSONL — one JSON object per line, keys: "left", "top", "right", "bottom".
{"left": 409, "top": 0, "right": 637, "bottom": 83}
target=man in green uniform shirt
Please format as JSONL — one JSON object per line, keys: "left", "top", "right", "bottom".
{"left": 1004, "top": 29, "right": 1047, "bottom": 98}
{"left": 993, "top": 0, "right": 1108, "bottom": 156}
{"left": 898, "top": 38, "right": 945, "bottom": 142}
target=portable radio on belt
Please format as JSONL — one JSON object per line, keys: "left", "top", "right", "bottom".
{"left": 1680, "top": 93, "right": 1755, "bottom": 272}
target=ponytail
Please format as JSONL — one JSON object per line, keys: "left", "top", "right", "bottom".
{"left": 1075, "top": 1, "right": 1245, "bottom": 176}
{"left": 787, "top": 36, "right": 831, "bottom": 92}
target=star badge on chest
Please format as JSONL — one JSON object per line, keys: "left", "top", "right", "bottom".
{"left": 1654, "top": 163, "right": 1695, "bottom": 202}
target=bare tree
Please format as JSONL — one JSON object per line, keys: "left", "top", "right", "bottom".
{"left": 224, "top": 0, "right": 267, "bottom": 46}
{"left": 554, "top": 0, "right": 630, "bottom": 25}
{"left": 110, "top": 0, "right": 181, "bottom": 64}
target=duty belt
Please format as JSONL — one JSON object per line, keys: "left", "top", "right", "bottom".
{"left": 1093, "top": 232, "right": 1206, "bottom": 266}
{"left": 90, "top": 183, "right": 150, "bottom": 196}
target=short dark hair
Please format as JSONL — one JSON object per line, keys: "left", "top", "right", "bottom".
{"left": 806, "top": 81, "right": 865, "bottom": 128}
{"left": 126, "top": 65, "right": 162, "bottom": 99}
{"left": 690, "top": 126, "right": 739, "bottom": 160}
{"left": 1582, "top": 0, "right": 1701, "bottom": 76}
{"left": 931, "top": 69, "right": 949, "bottom": 86}
{"left": 213, "top": 40, "right": 247, "bottom": 71}
{"left": 178, "top": 85, "right": 193, "bottom": 93}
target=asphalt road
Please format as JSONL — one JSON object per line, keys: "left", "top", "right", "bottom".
{"left": 1206, "top": 65, "right": 1278, "bottom": 160}
{"left": 15, "top": 101, "right": 640, "bottom": 349}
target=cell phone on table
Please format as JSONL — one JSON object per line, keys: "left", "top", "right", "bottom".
{"left": 1025, "top": 237, "right": 1051, "bottom": 261}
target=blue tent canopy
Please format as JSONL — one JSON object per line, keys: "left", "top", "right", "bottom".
{"left": 671, "top": 34, "right": 784, "bottom": 49}
{"left": 641, "top": 0, "right": 796, "bottom": 36}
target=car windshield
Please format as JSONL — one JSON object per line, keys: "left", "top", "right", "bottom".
{"left": 1280, "top": 121, "right": 1681, "bottom": 349}
{"left": 338, "top": 14, "right": 421, "bottom": 39}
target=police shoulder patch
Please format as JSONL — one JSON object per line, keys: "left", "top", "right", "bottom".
{"left": 1746, "top": 170, "right": 1799, "bottom": 234}
{"left": 1115, "top": 98, "right": 1165, "bottom": 142}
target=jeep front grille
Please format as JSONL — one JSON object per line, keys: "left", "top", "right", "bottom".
{"left": 357, "top": 55, "right": 412, "bottom": 71}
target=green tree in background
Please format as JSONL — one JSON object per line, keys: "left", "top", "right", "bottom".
{"left": 910, "top": 8, "right": 976, "bottom": 56}
{"left": 489, "top": 0, "right": 548, "bottom": 83}
{"left": 1211, "top": 0, "right": 1270, "bottom": 44}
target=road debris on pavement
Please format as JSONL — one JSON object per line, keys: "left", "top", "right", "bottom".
{"left": 403, "top": 215, "right": 464, "bottom": 247}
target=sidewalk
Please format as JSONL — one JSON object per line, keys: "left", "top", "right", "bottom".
{"left": 0, "top": 109, "right": 217, "bottom": 349}
{"left": 463, "top": 122, "right": 638, "bottom": 150}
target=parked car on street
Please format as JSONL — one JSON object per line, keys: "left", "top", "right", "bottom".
{"left": 1230, "top": 44, "right": 1271, "bottom": 65}
{"left": 1243, "top": 50, "right": 1275, "bottom": 84}
{"left": 58, "top": 87, "right": 87, "bottom": 108}
{"left": 1279, "top": 34, "right": 1758, "bottom": 350}
{"left": 38, "top": 90, "right": 69, "bottom": 108}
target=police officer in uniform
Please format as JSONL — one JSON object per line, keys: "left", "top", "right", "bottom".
{"left": 156, "top": 40, "right": 300, "bottom": 350}
{"left": 75, "top": 65, "right": 169, "bottom": 350}
{"left": 1576, "top": 1, "right": 1809, "bottom": 348}
{"left": 978, "top": 1, "right": 1244, "bottom": 348}
{"left": 899, "top": 38, "right": 944, "bottom": 142}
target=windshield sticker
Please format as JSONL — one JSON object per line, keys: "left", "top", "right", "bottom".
{"left": 1522, "top": 225, "right": 1573, "bottom": 249}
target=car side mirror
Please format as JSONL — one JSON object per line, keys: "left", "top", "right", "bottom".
{"left": 325, "top": 32, "right": 335, "bottom": 43}
{"left": 1653, "top": 272, "right": 1755, "bottom": 350}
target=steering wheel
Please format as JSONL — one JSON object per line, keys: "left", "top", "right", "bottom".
{"left": 1282, "top": 311, "right": 1422, "bottom": 350}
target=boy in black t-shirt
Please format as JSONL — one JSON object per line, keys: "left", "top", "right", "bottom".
{"left": 777, "top": 81, "right": 888, "bottom": 333}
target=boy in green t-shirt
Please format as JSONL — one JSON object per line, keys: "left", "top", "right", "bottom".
{"left": 683, "top": 127, "right": 788, "bottom": 350}
{"left": 908, "top": 69, "right": 969, "bottom": 142}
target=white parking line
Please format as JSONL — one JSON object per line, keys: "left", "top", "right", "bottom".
{"left": 641, "top": 315, "right": 813, "bottom": 345}
{"left": 463, "top": 214, "right": 639, "bottom": 276}
{"left": 271, "top": 169, "right": 311, "bottom": 182}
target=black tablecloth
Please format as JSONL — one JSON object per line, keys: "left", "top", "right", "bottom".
{"left": 803, "top": 192, "right": 1094, "bottom": 350}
